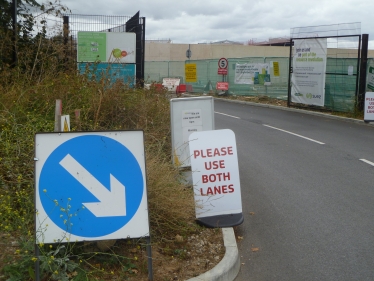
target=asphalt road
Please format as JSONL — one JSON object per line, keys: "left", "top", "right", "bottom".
{"left": 213, "top": 99, "right": 374, "bottom": 281}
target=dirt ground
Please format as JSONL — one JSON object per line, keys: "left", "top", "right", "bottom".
{"left": 0, "top": 227, "right": 225, "bottom": 281}
{"left": 228, "top": 94, "right": 289, "bottom": 107}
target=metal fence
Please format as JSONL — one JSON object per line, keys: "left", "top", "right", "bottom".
{"left": 145, "top": 58, "right": 289, "bottom": 97}
{"left": 63, "top": 12, "right": 146, "bottom": 83}
{"left": 288, "top": 32, "right": 362, "bottom": 112}
{"left": 145, "top": 54, "right": 373, "bottom": 112}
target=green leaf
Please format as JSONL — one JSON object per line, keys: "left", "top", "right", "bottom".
{"left": 28, "top": 266, "right": 35, "bottom": 280}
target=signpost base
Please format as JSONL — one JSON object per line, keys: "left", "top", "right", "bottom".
{"left": 146, "top": 236, "right": 153, "bottom": 281}
{"left": 196, "top": 213, "right": 244, "bottom": 228}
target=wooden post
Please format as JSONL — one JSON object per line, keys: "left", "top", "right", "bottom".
{"left": 54, "top": 100, "right": 62, "bottom": 132}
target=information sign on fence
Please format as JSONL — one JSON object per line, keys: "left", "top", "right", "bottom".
{"left": 77, "top": 32, "right": 136, "bottom": 63}
{"left": 291, "top": 38, "right": 327, "bottom": 107}
{"left": 216, "top": 82, "right": 229, "bottom": 90}
{"left": 273, "top": 61, "right": 280, "bottom": 76}
{"left": 235, "top": 63, "right": 271, "bottom": 85}
{"left": 162, "top": 78, "right": 180, "bottom": 92}
{"left": 185, "top": 63, "right": 197, "bottom": 83}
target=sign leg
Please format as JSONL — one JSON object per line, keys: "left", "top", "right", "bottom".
{"left": 146, "top": 236, "right": 153, "bottom": 281}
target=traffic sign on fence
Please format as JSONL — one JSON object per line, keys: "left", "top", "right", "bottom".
{"left": 35, "top": 131, "right": 149, "bottom": 244}
{"left": 218, "top": 58, "right": 228, "bottom": 69}
{"left": 216, "top": 82, "right": 229, "bottom": 90}
{"left": 218, "top": 68, "right": 228, "bottom": 75}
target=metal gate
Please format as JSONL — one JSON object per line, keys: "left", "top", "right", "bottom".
{"left": 287, "top": 23, "right": 366, "bottom": 112}
{"left": 62, "top": 12, "right": 145, "bottom": 85}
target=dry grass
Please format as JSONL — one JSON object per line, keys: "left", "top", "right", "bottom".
{"left": 0, "top": 32, "right": 200, "bottom": 279}
{"left": 146, "top": 146, "right": 196, "bottom": 238}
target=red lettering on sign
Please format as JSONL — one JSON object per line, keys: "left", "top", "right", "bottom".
{"left": 204, "top": 160, "right": 225, "bottom": 170}
{"left": 194, "top": 150, "right": 200, "bottom": 159}
{"left": 193, "top": 147, "right": 233, "bottom": 159}
{"left": 201, "top": 172, "right": 231, "bottom": 183}
{"left": 200, "top": 184, "right": 235, "bottom": 196}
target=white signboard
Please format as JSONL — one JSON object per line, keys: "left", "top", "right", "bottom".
{"left": 234, "top": 63, "right": 271, "bottom": 85}
{"left": 291, "top": 38, "right": 327, "bottom": 106}
{"left": 162, "top": 78, "right": 180, "bottom": 92}
{"left": 170, "top": 97, "right": 214, "bottom": 168}
{"left": 348, "top": 65, "right": 354, "bottom": 76}
{"left": 189, "top": 129, "right": 242, "bottom": 221}
{"left": 367, "top": 66, "right": 374, "bottom": 91}
{"left": 35, "top": 131, "right": 149, "bottom": 244}
{"left": 77, "top": 32, "right": 136, "bottom": 63}
{"left": 364, "top": 92, "right": 374, "bottom": 122}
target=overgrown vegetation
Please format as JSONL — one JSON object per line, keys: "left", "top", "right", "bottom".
{"left": 0, "top": 2, "right": 200, "bottom": 279}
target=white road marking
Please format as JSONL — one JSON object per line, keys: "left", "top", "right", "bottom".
{"left": 263, "top": 124, "right": 325, "bottom": 145}
{"left": 215, "top": 112, "right": 241, "bottom": 119}
{"left": 359, "top": 159, "right": 374, "bottom": 167}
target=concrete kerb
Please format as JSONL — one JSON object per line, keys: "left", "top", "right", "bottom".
{"left": 186, "top": 227, "right": 240, "bottom": 281}
{"left": 182, "top": 94, "right": 373, "bottom": 281}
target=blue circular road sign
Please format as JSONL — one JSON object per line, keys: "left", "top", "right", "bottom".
{"left": 39, "top": 135, "right": 143, "bottom": 238}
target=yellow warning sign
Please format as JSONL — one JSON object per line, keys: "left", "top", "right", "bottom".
{"left": 273, "top": 61, "right": 280, "bottom": 77}
{"left": 60, "top": 115, "right": 70, "bottom": 132}
{"left": 185, "top": 63, "right": 197, "bottom": 83}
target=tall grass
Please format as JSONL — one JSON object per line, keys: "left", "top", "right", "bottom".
{"left": 0, "top": 26, "right": 197, "bottom": 280}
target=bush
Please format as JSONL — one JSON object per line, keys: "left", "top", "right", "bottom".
{"left": 0, "top": 34, "right": 196, "bottom": 280}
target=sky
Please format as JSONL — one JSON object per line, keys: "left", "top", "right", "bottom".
{"left": 60, "top": 0, "right": 374, "bottom": 48}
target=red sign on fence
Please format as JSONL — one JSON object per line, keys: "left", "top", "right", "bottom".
{"left": 218, "top": 68, "right": 228, "bottom": 75}
{"left": 216, "top": 82, "right": 229, "bottom": 90}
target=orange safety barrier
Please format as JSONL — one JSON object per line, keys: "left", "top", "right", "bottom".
{"left": 176, "top": 84, "right": 187, "bottom": 93}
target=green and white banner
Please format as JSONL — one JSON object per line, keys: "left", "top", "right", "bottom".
{"left": 291, "top": 38, "right": 327, "bottom": 107}
{"left": 77, "top": 31, "right": 136, "bottom": 63}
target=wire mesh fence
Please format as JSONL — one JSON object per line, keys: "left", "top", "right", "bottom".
{"left": 145, "top": 57, "right": 290, "bottom": 98}
{"left": 289, "top": 23, "right": 362, "bottom": 111}
{"left": 3, "top": 14, "right": 370, "bottom": 114}
{"left": 63, "top": 13, "right": 145, "bottom": 83}
{"left": 145, "top": 53, "right": 373, "bottom": 112}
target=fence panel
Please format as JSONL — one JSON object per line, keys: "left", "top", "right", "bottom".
{"left": 325, "top": 57, "right": 358, "bottom": 111}
{"left": 146, "top": 55, "right": 370, "bottom": 113}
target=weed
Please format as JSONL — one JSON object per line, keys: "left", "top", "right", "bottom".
{"left": 0, "top": 10, "right": 197, "bottom": 280}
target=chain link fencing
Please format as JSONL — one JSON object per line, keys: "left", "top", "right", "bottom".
{"left": 145, "top": 55, "right": 374, "bottom": 112}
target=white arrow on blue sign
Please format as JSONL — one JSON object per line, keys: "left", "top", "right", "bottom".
{"left": 35, "top": 131, "right": 149, "bottom": 244}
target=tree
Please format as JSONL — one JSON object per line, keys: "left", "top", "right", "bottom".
{"left": 0, "top": 0, "right": 70, "bottom": 68}
{"left": 0, "top": 0, "right": 41, "bottom": 35}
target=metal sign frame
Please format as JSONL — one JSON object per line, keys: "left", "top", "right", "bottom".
{"left": 170, "top": 96, "right": 215, "bottom": 168}
{"left": 34, "top": 130, "right": 153, "bottom": 281}
{"left": 287, "top": 34, "right": 362, "bottom": 110}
